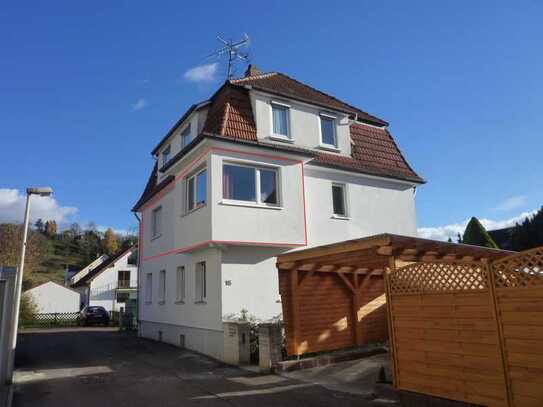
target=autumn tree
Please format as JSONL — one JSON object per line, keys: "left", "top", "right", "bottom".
{"left": 44, "top": 220, "right": 57, "bottom": 237}
{"left": 102, "top": 228, "right": 119, "bottom": 255}
{"left": 462, "top": 217, "right": 498, "bottom": 249}
{"left": 0, "top": 223, "right": 46, "bottom": 288}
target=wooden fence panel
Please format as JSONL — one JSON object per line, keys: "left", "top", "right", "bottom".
{"left": 492, "top": 247, "right": 543, "bottom": 407}
{"left": 387, "top": 262, "right": 509, "bottom": 407}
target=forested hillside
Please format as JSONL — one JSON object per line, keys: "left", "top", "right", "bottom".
{"left": 0, "top": 220, "right": 137, "bottom": 288}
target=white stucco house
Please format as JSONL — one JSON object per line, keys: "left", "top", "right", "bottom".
{"left": 70, "top": 246, "right": 138, "bottom": 312}
{"left": 24, "top": 281, "right": 80, "bottom": 314}
{"left": 132, "top": 65, "right": 424, "bottom": 360}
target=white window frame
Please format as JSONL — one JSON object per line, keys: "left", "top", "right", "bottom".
{"left": 221, "top": 162, "right": 281, "bottom": 208}
{"left": 269, "top": 101, "right": 292, "bottom": 141}
{"left": 185, "top": 167, "right": 207, "bottom": 213}
{"left": 151, "top": 206, "right": 162, "bottom": 238}
{"left": 180, "top": 124, "right": 192, "bottom": 149}
{"left": 176, "top": 266, "right": 185, "bottom": 303}
{"left": 195, "top": 262, "right": 206, "bottom": 303}
{"left": 331, "top": 182, "right": 349, "bottom": 219}
{"left": 158, "top": 269, "right": 166, "bottom": 304}
{"left": 319, "top": 113, "right": 338, "bottom": 150}
{"left": 145, "top": 273, "right": 153, "bottom": 303}
{"left": 162, "top": 145, "right": 171, "bottom": 166}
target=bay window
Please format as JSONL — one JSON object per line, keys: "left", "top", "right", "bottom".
{"left": 223, "top": 163, "right": 279, "bottom": 206}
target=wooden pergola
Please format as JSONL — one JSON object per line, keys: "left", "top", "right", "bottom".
{"left": 276, "top": 234, "right": 512, "bottom": 355}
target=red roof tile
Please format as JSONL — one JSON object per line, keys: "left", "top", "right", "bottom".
{"left": 231, "top": 72, "right": 388, "bottom": 126}
{"left": 312, "top": 123, "right": 423, "bottom": 183}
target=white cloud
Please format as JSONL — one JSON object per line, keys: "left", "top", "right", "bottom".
{"left": 97, "top": 225, "right": 132, "bottom": 236}
{"left": 492, "top": 195, "right": 527, "bottom": 212}
{"left": 0, "top": 188, "right": 77, "bottom": 225}
{"left": 131, "top": 98, "right": 147, "bottom": 111}
{"left": 184, "top": 63, "right": 218, "bottom": 82}
{"left": 418, "top": 210, "right": 537, "bottom": 242}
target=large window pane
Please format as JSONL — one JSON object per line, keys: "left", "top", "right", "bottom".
{"left": 196, "top": 170, "right": 206, "bottom": 206}
{"left": 260, "top": 169, "right": 278, "bottom": 204}
{"left": 332, "top": 184, "right": 346, "bottom": 216}
{"left": 320, "top": 116, "right": 336, "bottom": 146}
{"left": 223, "top": 165, "right": 256, "bottom": 202}
{"left": 272, "top": 105, "right": 289, "bottom": 137}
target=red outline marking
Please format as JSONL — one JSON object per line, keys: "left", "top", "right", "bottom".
{"left": 139, "top": 145, "right": 309, "bottom": 261}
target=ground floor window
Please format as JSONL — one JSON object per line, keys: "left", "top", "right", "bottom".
{"left": 195, "top": 262, "right": 206, "bottom": 303}
{"left": 176, "top": 266, "right": 185, "bottom": 302}
{"left": 158, "top": 270, "right": 166, "bottom": 303}
{"left": 145, "top": 273, "right": 152, "bottom": 303}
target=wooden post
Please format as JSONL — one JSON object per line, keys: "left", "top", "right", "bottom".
{"left": 290, "top": 269, "right": 300, "bottom": 356}
{"left": 385, "top": 256, "right": 400, "bottom": 388}
{"left": 485, "top": 259, "right": 513, "bottom": 407}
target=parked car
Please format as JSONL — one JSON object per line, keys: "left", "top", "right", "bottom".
{"left": 80, "top": 306, "right": 110, "bottom": 326}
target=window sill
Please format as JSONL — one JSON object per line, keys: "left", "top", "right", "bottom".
{"left": 181, "top": 203, "right": 206, "bottom": 217}
{"left": 317, "top": 144, "right": 341, "bottom": 153}
{"left": 175, "top": 300, "right": 185, "bottom": 305}
{"left": 268, "top": 135, "right": 294, "bottom": 143}
{"left": 331, "top": 214, "right": 351, "bottom": 220}
{"left": 194, "top": 300, "right": 207, "bottom": 305}
{"left": 219, "top": 200, "right": 283, "bottom": 210}
{"left": 151, "top": 234, "right": 162, "bottom": 241}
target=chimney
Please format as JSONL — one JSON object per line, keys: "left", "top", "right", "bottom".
{"left": 244, "top": 64, "right": 262, "bottom": 78}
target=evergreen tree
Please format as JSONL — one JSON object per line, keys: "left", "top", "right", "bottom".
{"left": 34, "top": 218, "right": 44, "bottom": 233}
{"left": 511, "top": 207, "right": 543, "bottom": 251}
{"left": 102, "top": 228, "right": 119, "bottom": 255}
{"left": 462, "top": 217, "right": 498, "bottom": 248}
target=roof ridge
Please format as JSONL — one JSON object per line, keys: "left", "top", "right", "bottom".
{"left": 230, "top": 72, "right": 278, "bottom": 83}
{"left": 275, "top": 72, "right": 386, "bottom": 125}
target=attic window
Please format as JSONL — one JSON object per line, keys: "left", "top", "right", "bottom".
{"left": 271, "top": 102, "right": 290, "bottom": 139}
{"left": 319, "top": 114, "right": 337, "bottom": 149}
{"left": 180, "top": 124, "right": 192, "bottom": 149}
{"left": 162, "top": 145, "right": 171, "bottom": 165}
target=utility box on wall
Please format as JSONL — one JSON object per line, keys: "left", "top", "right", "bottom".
{"left": 222, "top": 321, "right": 250, "bottom": 365}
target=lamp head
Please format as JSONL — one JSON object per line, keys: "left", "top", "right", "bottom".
{"left": 26, "top": 187, "right": 53, "bottom": 197}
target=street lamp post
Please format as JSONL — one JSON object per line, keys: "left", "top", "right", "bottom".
{"left": 5, "top": 187, "right": 53, "bottom": 383}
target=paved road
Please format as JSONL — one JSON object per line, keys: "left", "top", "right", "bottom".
{"left": 13, "top": 328, "right": 382, "bottom": 407}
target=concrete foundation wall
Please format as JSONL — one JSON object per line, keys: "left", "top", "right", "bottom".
{"left": 139, "top": 320, "right": 224, "bottom": 361}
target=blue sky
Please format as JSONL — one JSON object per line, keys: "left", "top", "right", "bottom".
{"left": 1, "top": 1, "right": 542, "bottom": 239}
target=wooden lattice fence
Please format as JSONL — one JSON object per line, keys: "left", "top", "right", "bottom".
{"left": 385, "top": 247, "right": 543, "bottom": 407}
{"left": 21, "top": 312, "right": 80, "bottom": 328}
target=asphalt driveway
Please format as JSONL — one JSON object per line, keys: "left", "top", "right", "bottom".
{"left": 13, "top": 327, "right": 384, "bottom": 407}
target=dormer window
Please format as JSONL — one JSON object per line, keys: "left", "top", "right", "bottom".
{"left": 180, "top": 124, "right": 192, "bottom": 149}
{"left": 162, "top": 145, "right": 171, "bottom": 165}
{"left": 319, "top": 113, "right": 337, "bottom": 149}
{"left": 271, "top": 101, "right": 290, "bottom": 140}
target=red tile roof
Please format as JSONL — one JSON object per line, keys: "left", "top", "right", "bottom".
{"left": 202, "top": 85, "right": 257, "bottom": 141}
{"left": 230, "top": 72, "right": 388, "bottom": 126}
{"left": 313, "top": 123, "right": 423, "bottom": 183}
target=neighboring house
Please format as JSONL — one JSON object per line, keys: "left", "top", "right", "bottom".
{"left": 132, "top": 65, "right": 424, "bottom": 360}
{"left": 70, "top": 246, "right": 138, "bottom": 312}
{"left": 24, "top": 281, "right": 80, "bottom": 313}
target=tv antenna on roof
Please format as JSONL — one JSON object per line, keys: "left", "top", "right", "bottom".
{"left": 207, "top": 34, "right": 250, "bottom": 79}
